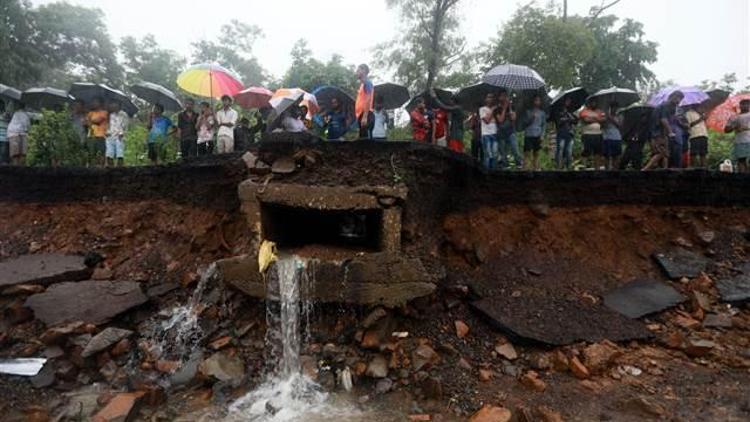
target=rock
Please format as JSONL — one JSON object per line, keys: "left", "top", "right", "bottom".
{"left": 690, "top": 291, "right": 712, "bottom": 312}
{"left": 25, "top": 280, "right": 147, "bottom": 326}
{"left": 528, "top": 353, "right": 551, "bottom": 370}
{"left": 81, "top": 328, "right": 133, "bottom": 358}
{"left": 145, "top": 282, "right": 180, "bottom": 299}
{"left": 271, "top": 156, "right": 297, "bottom": 174}
{"left": 199, "top": 352, "right": 245, "bottom": 383}
{"left": 582, "top": 342, "right": 622, "bottom": 373}
{"left": 673, "top": 313, "right": 701, "bottom": 329}
{"left": 697, "top": 231, "right": 716, "bottom": 245}
{"left": 110, "top": 339, "right": 131, "bottom": 357}
{"left": 603, "top": 280, "right": 686, "bottom": 319}
{"left": 502, "top": 362, "right": 520, "bottom": 377}
{"left": 0, "top": 254, "right": 92, "bottom": 288}
{"left": 457, "top": 357, "right": 472, "bottom": 370}
{"left": 170, "top": 351, "right": 202, "bottom": 386}
{"left": 365, "top": 355, "right": 388, "bottom": 378}
{"left": 619, "top": 396, "right": 666, "bottom": 418}
{"left": 703, "top": 313, "right": 733, "bottom": 329}
{"left": 653, "top": 249, "right": 709, "bottom": 280}
{"left": 55, "top": 360, "right": 78, "bottom": 381}
{"left": 494, "top": 343, "right": 518, "bottom": 360}
{"left": 455, "top": 320, "right": 470, "bottom": 338}
{"left": 479, "top": 368, "right": 494, "bottom": 382}
{"left": 409, "top": 415, "right": 432, "bottom": 421}
{"left": 552, "top": 351, "right": 569, "bottom": 372}
{"left": 339, "top": 367, "right": 353, "bottom": 392}
{"left": 420, "top": 376, "right": 443, "bottom": 400}
{"left": 469, "top": 405, "right": 512, "bottom": 422}
{"left": 412, "top": 344, "right": 440, "bottom": 371}
{"left": 374, "top": 378, "right": 393, "bottom": 394}
{"left": 209, "top": 336, "right": 232, "bottom": 350}
{"left": 520, "top": 371, "right": 546, "bottom": 392}
{"left": 568, "top": 356, "right": 590, "bottom": 379}
{"left": 155, "top": 360, "right": 180, "bottom": 374}
{"left": 538, "top": 406, "right": 564, "bottom": 422}
{"left": 62, "top": 388, "right": 101, "bottom": 420}
{"left": 92, "top": 392, "right": 144, "bottom": 422}
{"left": 716, "top": 273, "right": 750, "bottom": 303}
{"left": 30, "top": 362, "right": 55, "bottom": 388}
{"left": 361, "top": 330, "right": 381, "bottom": 349}
{"left": 685, "top": 339, "right": 716, "bottom": 357}
{"left": 1, "top": 284, "right": 45, "bottom": 295}
{"left": 362, "top": 307, "right": 388, "bottom": 329}
{"left": 92, "top": 267, "right": 113, "bottom": 280}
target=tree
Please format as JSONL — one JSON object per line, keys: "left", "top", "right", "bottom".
{"left": 699, "top": 73, "right": 741, "bottom": 93}
{"left": 374, "top": 0, "right": 472, "bottom": 91}
{"left": 192, "top": 20, "right": 267, "bottom": 86}
{"left": 280, "top": 39, "right": 358, "bottom": 93}
{"left": 120, "top": 35, "right": 186, "bottom": 91}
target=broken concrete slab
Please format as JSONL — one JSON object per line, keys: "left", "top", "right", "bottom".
{"left": 716, "top": 273, "right": 750, "bottom": 303}
{"left": 471, "top": 296, "right": 652, "bottom": 346}
{"left": 653, "top": 249, "right": 710, "bottom": 280}
{"left": 604, "top": 280, "right": 686, "bottom": 319}
{"left": 0, "top": 254, "right": 92, "bottom": 288}
{"left": 81, "top": 328, "right": 133, "bottom": 358}
{"left": 25, "top": 280, "right": 147, "bottom": 326}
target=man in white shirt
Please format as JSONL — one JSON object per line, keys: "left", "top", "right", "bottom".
{"left": 479, "top": 93, "right": 498, "bottom": 169}
{"left": 7, "top": 102, "right": 31, "bottom": 165}
{"left": 106, "top": 101, "right": 129, "bottom": 167}
{"left": 371, "top": 97, "right": 388, "bottom": 141}
{"left": 282, "top": 107, "right": 306, "bottom": 133}
{"left": 215, "top": 95, "right": 238, "bottom": 154}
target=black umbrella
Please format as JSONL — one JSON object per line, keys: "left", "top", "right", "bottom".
{"left": 311, "top": 86, "right": 355, "bottom": 116}
{"left": 618, "top": 104, "right": 654, "bottom": 138}
{"left": 267, "top": 91, "right": 304, "bottom": 132}
{"left": 130, "top": 82, "right": 183, "bottom": 112}
{"left": 0, "top": 84, "right": 22, "bottom": 104}
{"left": 483, "top": 64, "right": 546, "bottom": 91}
{"left": 405, "top": 89, "right": 454, "bottom": 111}
{"left": 703, "top": 89, "right": 731, "bottom": 112}
{"left": 456, "top": 83, "right": 501, "bottom": 111}
{"left": 587, "top": 87, "right": 640, "bottom": 109}
{"left": 548, "top": 87, "right": 588, "bottom": 121}
{"left": 69, "top": 82, "right": 138, "bottom": 116}
{"left": 21, "top": 88, "right": 74, "bottom": 110}
{"left": 373, "top": 83, "right": 410, "bottom": 109}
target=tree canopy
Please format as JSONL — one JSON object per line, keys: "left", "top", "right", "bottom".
{"left": 280, "top": 40, "right": 358, "bottom": 93}
{"left": 191, "top": 20, "right": 267, "bottom": 86}
{"left": 120, "top": 35, "right": 186, "bottom": 91}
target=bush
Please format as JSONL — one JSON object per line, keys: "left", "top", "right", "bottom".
{"left": 123, "top": 119, "right": 179, "bottom": 166}
{"left": 27, "top": 109, "right": 87, "bottom": 166}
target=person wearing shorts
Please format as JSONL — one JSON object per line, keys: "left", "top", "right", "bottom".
{"left": 6, "top": 102, "right": 31, "bottom": 166}
{"left": 86, "top": 98, "right": 109, "bottom": 167}
{"left": 146, "top": 104, "right": 174, "bottom": 165}
{"left": 105, "top": 101, "right": 128, "bottom": 167}
{"left": 644, "top": 91, "right": 684, "bottom": 170}
{"left": 578, "top": 99, "right": 606, "bottom": 169}
{"left": 725, "top": 99, "right": 750, "bottom": 173}
{"left": 522, "top": 94, "right": 546, "bottom": 171}
{"left": 215, "top": 95, "right": 238, "bottom": 154}
{"left": 602, "top": 102, "right": 623, "bottom": 170}
{"left": 685, "top": 104, "right": 709, "bottom": 168}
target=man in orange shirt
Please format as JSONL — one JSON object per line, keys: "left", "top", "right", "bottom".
{"left": 355, "top": 64, "right": 374, "bottom": 139}
{"left": 86, "top": 97, "right": 109, "bottom": 167}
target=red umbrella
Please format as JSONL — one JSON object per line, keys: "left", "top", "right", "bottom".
{"left": 235, "top": 86, "right": 273, "bottom": 109}
{"left": 707, "top": 93, "right": 750, "bottom": 132}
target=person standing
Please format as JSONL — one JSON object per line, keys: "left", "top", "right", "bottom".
{"left": 0, "top": 103, "right": 9, "bottom": 165}
{"left": 324, "top": 97, "right": 350, "bottom": 140}
{"left": 70, "top": 99, "right": 88, "bottom": 147}
{"left": 643, "top": 91, "right": 684, "bottom": 170}
{"left": 495, "top": 90, "right": 522, "bottom": 169}
{"left": 105, "top": 101, "right": 128, "bottom": 167}
{"left": 431, "top": 90, "right": 465, "bottom": 153}
{"left": 355, "top": 64, "right": 374, "bottom": 139}
{"left": 371, "top": 96, "right": 389, "bottom": 141}
{"left": 86, "top": 98, "right": 109, "bottom": 167}
{"left": 578, "top": 98, "right": 606, "bottom": 170}
{"left": 725, "top": 99, "right": 750, "bottom": 173}
{"left": 522, "top": 94, "right": 547, "bottom": 171}
{"left": 620, "top": 112, "right": 650, "bottom": 170}
{"left": 685, "top": 104, "right": 709, "bottom": 168}
{"left": 409, "top": 98, "right": 431, "bottom": 143}
{"left": 479, "top": 93, "right": 499, "bottom": 169}
{"left": 146, "top": 104, "right": 174, "bottom": 165}
{"left": 602, "top": 102, "right": 623, "bottom": 170}
{"left": 177, "top": 99, "right": 199, "bottom": 160}
{"left": 215, "top": 95, "right": 238, "bottom": 154}
{"left": 432, "top": 106, "right": 449, "bottom": 147}
{"left": 554, "top": 97, "right": 578, "bottom": 169}
{"left": 196, "top": 101, "right": 215, "bottom": 156}
{"left": 6, "top": 102, "right": 31, "bottom": 166}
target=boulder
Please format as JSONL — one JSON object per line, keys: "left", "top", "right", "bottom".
{"left": 81, "top": 328, "right": 133, "bottom": 358}
{"left": 199, "top": 352, "right": 245, "bottom": 383}
{"left": 469, "top": 405, "right": 512, "bottom": 422}
{"left": 0, "top": 254, "right": 91, "bottom": 288}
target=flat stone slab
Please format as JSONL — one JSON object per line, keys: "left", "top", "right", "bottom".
{"left": 653, "top": 249, "right": 710, "bottom": 279}
{"left": 0, "top": 254, "right": 91, "bottom": 288}
{"left": 81, "top": 327, "right": 133, "bottom": 358}
{"left": 604, "top": 280, "right": 686, "bottom": 318}
{"left": 471, "top": 296, "right": 652, "bottom": 346}
{"left": 25, "top": 280, "right": 147, "bottom": 326}
{"left": 716, "top": 273, "right": 750, "bottom": 303}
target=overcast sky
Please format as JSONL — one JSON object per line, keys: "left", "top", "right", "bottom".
{"left": 35, "top": 0, "right": 750, "bottom": 88}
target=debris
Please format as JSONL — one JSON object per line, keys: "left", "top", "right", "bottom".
{"left": 716, "top": 273, "right": 750, "bottom": 303}
{"left": 455, "top": 320, "right": 470, "bottom": 338}
{"left": 362, "top": 307, "right": 388, "bottom": 328}
{"left": 271, "top": 156, "right": 297, "bottom": 174}
{"left": 673, "top": 313, "right": 701, "bottom": 330}
{"left": 568, "top": 356, "right": 590, "bottom": 379}
{"left": 92, "top": 392, "right": 144, "bottom": 422}
{"left": 409, "top": 415, "right": 432, "bottom": 421}
{"left": 209, "top": 336, "right": 232, "bottom": 350}
{"left": 618, "top": 396, "right": 666, "bottom": 418}
{"left": 618, "top": 365, "right": 642, "bottom": 377}
{"left": 469, "top": 405, "right": 512, "bottom": 422}
{"left": 603, "top": 280, "right": 686, "bottom": 319}
{"left": 703, "top": 313, "right": 733, "bottom": 328}
{"left": 0, "top": 254, "right": 91, "bottom": 288}
{"left": 582, "top": 341, "right": 622, "bottom": 373}
{"left": 458, "top": 357, "right": 472, "bottom": 370}
{"left": 199, "top": 352, "right": 246, "bottom": 383}
{"left": 420, "top": 376, "right": 443, "bottom": 399}
{"left": 685, "top": 339, "right": 716, "bottom": 357}
{"left": 653, "top": 249, "right": 709, "bottom": 280}
{"left": 25, "top": 280, "right": 147, "bottom": 326}
{"left": 365, "top": 355, "right": 388, "bottom": 378}
{"left": 258, "top": 240, "right": 277, "bottom": 274}
{"left": 30, "top": 362, "right": 55, "bottom": 388}
{"left": 479, "top": 368, "right": 494, "bottom": 382}
{"left": 495, "top": 343, "right": 518, "bottom": 360}
{"left": 374, "top": 378, "right": 393, "bottom": 394}
{"left": 412, "top": 344, "right": 440, "bottom": 371}
{"left": 92, "top": 267, "right": 113, "bottom": 280}
{"left": 520, "top": 371, "right": 546, "bottom": 392}
{"left": 0, "top": 358, "right": 47, "bottom": 376}
{"left": 538, "top": 406, "right": 564, "bottom": 422}
{"left": 81, "top": 328, "right": 133, "bottom": 358}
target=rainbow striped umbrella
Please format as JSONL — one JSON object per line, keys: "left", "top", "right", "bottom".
{"left": 177, "top": 63, "right": 244, "bottom": 99}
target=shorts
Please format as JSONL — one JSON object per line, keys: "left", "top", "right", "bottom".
{"left": 733, "top": 143, "right": 750, "bottom": 161}
{"left": 87, "top": 137, "right": 106, "bottom": 156}
{"left": 603, "top": 139, "right": 623, "bottom": 158}
{"left": 147, "top": 142, "right": 165, "bottom": 161}
{"left": 105, "top": 136, "right": 124, "bottom": 159}
{"left": 8, "top": 134, "right": 28, "bottom": 157}
{"left": 523, "top": 136, "right": 541, "bottom": 152}
{"left": 690, "top": 136, "right": 708, "bottom": 156}
{"left": 216, "top": 135, "right": 234, "bottom": 154}
{"left": 581, "top": 134, "right": 603, "bottom": 157}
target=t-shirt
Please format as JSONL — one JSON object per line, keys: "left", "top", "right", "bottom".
{"left": 0, "top": 117, "right": 8, "bottom": 143}
{"left": 524, "top": 109, "right": 546, "bottom": 138}
{"left": 87, "top": 110, "right": 109, "bottom": 138}
{"left": 434, "top": 109, "right": 448, "bottom": 139}
{"left": 410, "top": 109, "right": 429, "bottom": 142}
{"left": 355, "top": 79, "right": 374, "bottom": 120}
{"left": 479, "top": 106, "right": 497, "bottom": 136}
{"left": 216, "top": 108, "right": 238, "bottom": 139}
{"left": 556, "top": 110, "right": 577, "bottom": 135}
{"left": 684, "top": 109, "right": 708, "bottom": 139}
{"left": 728, "top": 113, "right": 750, "bottom": 145}
{"left": 651, "top": 103, "right": 676, "bottom": 138}
{"left": 326, "top": 110, "right": 349, "bottom": 140}
{"left": 372, "top": 110, "right": 388, "bottom": 139}
{"left": 178, "top": 110, "right": 199, "bottom": 141}
{"left": 107, "top": 110, "right": 129, "bottom": 137}
{"left": 197, "top": 114, "right": 215, "bottom": 143}
{"left": 603, "top": 115, "right": 622, "bottom": 141}
{"left": 7, "top": 111, "right": 31, "bottom": 137}
{"left": 579, "top": 108, "right": 604, "bottom": 136}
{"left": 148, "top": 115, "right": 173, "bottom": 143}
{"left": 282, "top": 116, "right": 306, "bottom": 133}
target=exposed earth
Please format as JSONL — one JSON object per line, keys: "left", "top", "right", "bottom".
{"left": 1, "top": 137, "right": 749, "bottom": 422}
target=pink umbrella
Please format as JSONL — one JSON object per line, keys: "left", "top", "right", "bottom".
{"left": 707, "top": 93, "right": 750, "bottom": 132}
{"left": 235, "top": 86, "right": 273, "bottom": 109}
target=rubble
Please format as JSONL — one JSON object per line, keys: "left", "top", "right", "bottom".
{"left": 469, "top": 405, "right": 512, "bottom": 422}
{"left": 0, "top": 253, "right": 92, "bottom": 288}
{"left": 653, "top": 249, "right": 710, "bottom": 280}
{"left": 92, "top": 392, "right": 144, "bottom": 422}
{"left": 603, "top": 280, "right": 686, "bottom": 319}
{"left": 365, "top": 355, "right": 389, "bottom": 378}
{"left": 520, "top": 371, "right": 546, "bottom": 392}
{"left": 199, "top": 352, "right": 245, "bottom": 383}
{"left": 81, "top": 328, "right": 133, "bottom": 358}
{"left": 716, "top": 272, "right": 750, "bottom": 303}
{"left": 494, "top": 343, "right": 518, "bottom": 360}
{"left": 455, "top": 320, "right": 470, "bottom": 338}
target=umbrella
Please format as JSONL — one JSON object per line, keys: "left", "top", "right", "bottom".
{"left": 69, "top": 82, "right": 138, "bottom": 116}
{"left": 373, "top": 83, "right": 410, "bottom": 109}
{"left": 587, "top": 87, "right": 640, "bottom": 109}
{"left": 271, "top": 88, "right": 319, "bottom": 116}
{"left": 456, "top": 83, "right": 500, "bottom": 111}
{"left": 177, "top": 63, "right": 244, "bottom": 99}
{"left": 648, "top": 86, "right": 709, "bottom": 108}
{"left": 311, "top": 86, "right": 355, "bottom": 114}
{"left": 235, "top": 86, "right": 273, "bottom": 109}
{"left": 267, "top": 90, "right": 305, "bottom": 132}
{"left": 548, "top": 87, "right": 588, "bottom": 120}
{"left": 483, "top": 64, "right": 546, "bottom": 91}
{"left": 405, "top": 89, "right": 454, "bottom": 111}
{"left": 21, "top": 88, "right": 74, "bottom": 110}
{"left": 707, "top": 93, "right": 750, "bottom": 132}
{"left": 130, "top": 81, "right": 182, "bottom": 112}
{"left": 0, "top": 84, "right": 22, "bottom": 104}
{"left": 618, "top": 104, "right": 654, "bottom": 138}
{"left": 703, "top": 89, "right": 731, "bottom": 112}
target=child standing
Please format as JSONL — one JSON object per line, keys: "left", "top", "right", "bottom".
{"left": 196, "top": 102, "right": 215, "bottom": 156}
{"left": 522, "top": 94, "right": 546, "bottom": 171}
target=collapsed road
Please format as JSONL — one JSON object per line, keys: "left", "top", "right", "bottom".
{"left": 1, "top": 134, "right": 750, "bottom": 421}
